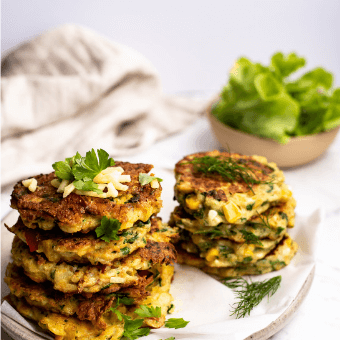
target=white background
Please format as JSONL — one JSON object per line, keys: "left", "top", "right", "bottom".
{"left": 2, "top": 0, "right": 340, "bottom": 94}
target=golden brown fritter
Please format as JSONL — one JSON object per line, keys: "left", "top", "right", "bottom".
{"left": 170, "top": 196, "right": 296, "bottom": 242}
{"left": 7, "top": 218, "right": 151, "bottom": 265}
{"left": 175, "top": 150, "right": 279, "bottom": 194}
{"left": 11, "top": 236, "right": 176, "bottom": 294}
{"left": 7, "top": 217, "right": 178, "bottom": 265}
{"left": 176, "top": 234, "right": 298, "bottom": 277}
{"left": 11, "top": 162, "right": 162, "bottom": 233}
{"left": 179, "top": 230, "right": 285, "bottom": 267}
{"left": 174, "top": 150, "right": 291, "bottom": 224}
{"left": 6, "top": 264, "right": 175, "bottom": 340}
{"left": 5, "top": 263, "right": 115, "bottom": 329}
{"left": 5, "top": 264, "right": 159, "bottom": 329}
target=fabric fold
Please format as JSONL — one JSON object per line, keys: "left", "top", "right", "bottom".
{"left": 1, "top": 24, "right": 208, "bottom": 188}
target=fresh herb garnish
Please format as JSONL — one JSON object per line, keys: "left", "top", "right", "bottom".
{"left": 194, "top": 229, "right": 224, "bottom": 238}
{"left": 165, "top": 318, "right": 190, "bottom": 329}
{"left": 123, "top": 233, "right": 139, "bottom": 244}
{"left": 223, "top": 275, "right": 282, "bottom": 318}
{"left": 279, "top": 212, "right": 288, "bottom": 221}
{"left": 246, "top": 203, "right": 255, "bottom": 211}
{"left": 267, "top": 184, "right": 274, "bottom": 193}
{"left": 243, "top": 256, "right": 253, "bottom": 263}
{"left": 188, "top": 156, "right": 271, "bottom": 193}
{"left": 121, "top": 247, "right": 130, "bottom": 255}
{"left": 269, "top": 260, "right": 286, "bottom": 270}
{"left": 219, "top": 245, "right": 232, "bottom": 257}
{"left": 111, "top": 303, "right": 188, "bottom": 339}
{"left": 240, "top": 230, "right": 263, "bottom": 246}
{"left": 101, "top": 283, "right": 114, "bottom": 290}
{"left": 139, "top": 173, "right": 163, "bottom": 186}
{"left": 109, "top": 295, "right": 135, "bottom": 315}
{"left": 52, "top": 148, "right": 115, "bottom": 194}
{"left": 167, "top": 304, "right": 174, "bottom": 313}
{"left": 276, "top": 227, "right": 285, "bottom": 235}
{"left": 115, "top": 311, "right": 150, "bottom": 340}
{"left": 95, "top": 216, "right": 121, "bottom": 242}
{"left": 248, "top": 211, "right": 272, "bottom": 230}
{"left": 134, "top": 305, "right": 161, "bottom": 318}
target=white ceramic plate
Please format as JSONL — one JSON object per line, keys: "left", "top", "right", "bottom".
{"left": 1, "top": 178, "right": 316, "bottom": 340}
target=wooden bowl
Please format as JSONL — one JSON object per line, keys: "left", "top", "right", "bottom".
{"left": 207, "top": 109, "right": 340, "bottom": 168}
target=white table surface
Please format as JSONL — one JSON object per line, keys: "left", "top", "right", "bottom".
{"left": 2, "top": 116, "right": 340, "bottom": 339}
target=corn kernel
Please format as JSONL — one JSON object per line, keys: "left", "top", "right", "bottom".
{"left": 206, "top": 248, "right": 219, "bottom": 262}
{"left": 281, "top": 186, "right": 292, "bottom": 202}
{"left": 185, "top": 196, "right": 201, "bottom": 210}
{"left": 222, "top": 201, "right": 242, "bottom": 223}
{"left": 177, "top": 181, "right": 193, "bottom": 193}
{"left": 243, "top": 244, "right": 255, "bottom": 257}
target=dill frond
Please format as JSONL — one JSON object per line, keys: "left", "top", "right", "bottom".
{"left": 188, "top": 156, "right": 271, "bottom": 193}
{"left": 223, "top": 275, "right": 282, "bottom": 318}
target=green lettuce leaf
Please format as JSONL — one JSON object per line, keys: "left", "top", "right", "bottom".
{"left": 211, "top": 52, "right": 339, "bottom": 143}
{"left": 323, "top": 89, "right": 340, "bottom": 130}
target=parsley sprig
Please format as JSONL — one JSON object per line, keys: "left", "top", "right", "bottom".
{"left": 110, "top": 301, "right": 189, "bottom": 340}
{"left": 115, "top": 311, "right": 150, "bottom": 340}
{"left": 223, "top": 276, "right": 282, "bottom": 318}
{"left": 188, "top": 156, "right": 272, "bottom": 193}
{"left": 52, "top": 148, "right": 115, "bottom": 194}
{"left": 95, "top": 216, "right": 121, "bottom": 242}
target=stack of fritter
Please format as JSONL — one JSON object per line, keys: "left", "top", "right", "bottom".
{"left": 5, "top": 161, "right": 178, "bottom": 340}
{"left": 170, "top": 150, "right": 298, "bottom": 278}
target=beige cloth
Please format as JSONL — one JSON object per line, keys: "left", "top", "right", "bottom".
{"left": 1, "top": 24, "right": 208, "bottom": 188}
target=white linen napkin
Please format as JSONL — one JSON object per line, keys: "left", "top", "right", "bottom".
{"left": 1, "top": 24, "right": 209, "bottom": 188}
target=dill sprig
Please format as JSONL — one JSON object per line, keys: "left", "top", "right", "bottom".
{"left": 223, "top": 275, "right": 282, "bottom": 318}
{"left": 188, "top": 156, "right": 271, "bottom": 193}
{"left": 248, "top": 211, "right": 272, "bottom": 230}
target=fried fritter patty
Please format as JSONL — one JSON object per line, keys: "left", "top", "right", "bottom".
{"left": 6, "top": 264, "right": 174, "bottom": 340}
{"left": 11, "top": 236, "right": 176, "bottom": 294}
{"left": 179, "top": 230, "right": 285, "bottom": 267}
{"left": 177, "top": 234, "right": 298, "bottom": 277}
{"left": 7, "top": 218, "right": 150, "bottom": 265}
{"left": 175, "top": 151, "right": 291, "bottom": 224}
{"left": 5, "top": 263, "right": 167, "bottom": 329}
{"left": 170, "top": 196, "right": 295, "bottom": 242}
{"left": 11, "top": 162, "right": 162, "bottom": 233}
{"left": 8, "top": 217, "right": 178, "bottom": 265}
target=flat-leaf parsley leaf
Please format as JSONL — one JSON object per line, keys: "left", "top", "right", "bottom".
{"left": 134, "top": 305, "right": 161, "bottom": 318}
{"left": 95, "top": 216, "right": 121, "bottom": 242}
{"left": 165, "top": 318, "right": 189, "bottom": 329}
{"left": 121, "top": 314, "right": 150, "bottom": 340}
